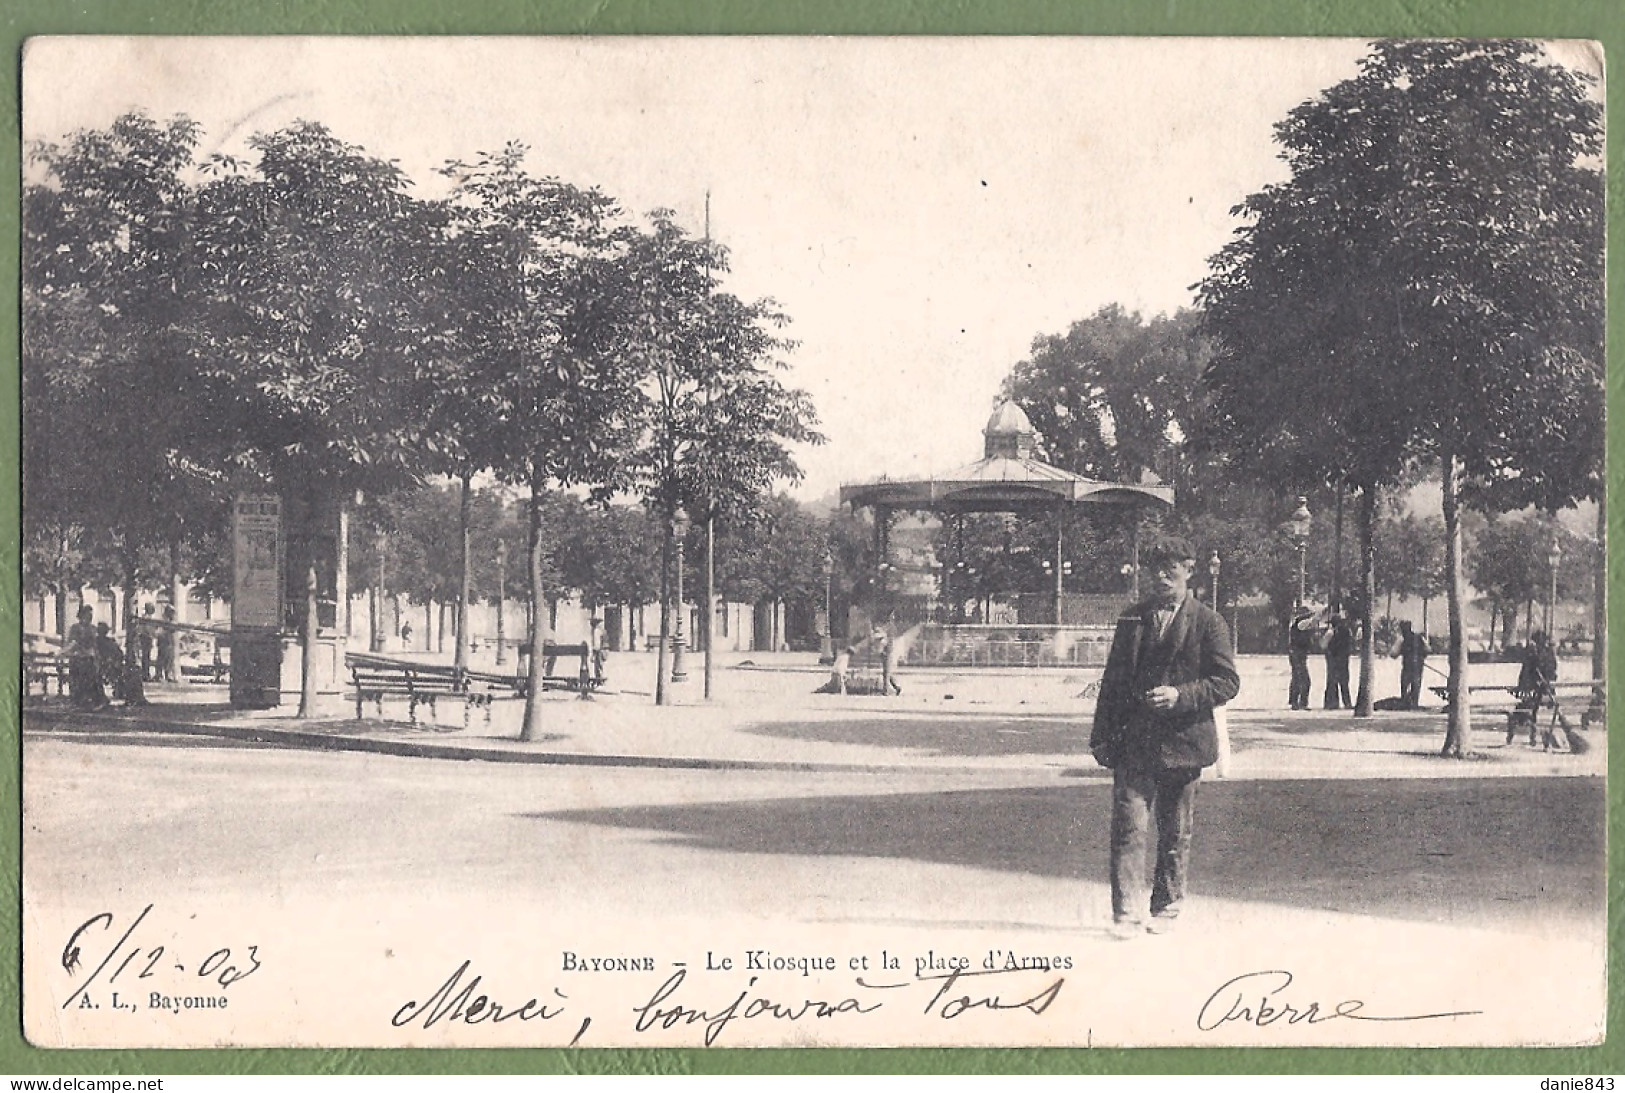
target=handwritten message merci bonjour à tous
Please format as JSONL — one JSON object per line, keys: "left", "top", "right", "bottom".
{"left": 54, "top": 909, "right": 1483, "bottom": 1047}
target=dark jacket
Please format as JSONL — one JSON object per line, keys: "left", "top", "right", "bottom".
{"left": 1516, "top": 642, "right": 1558, "bottom": 696}
{"left": 1090, "top": 594, "right": 1240, "bottom": 771}
{"left": 1325, "top": 619, "right": 1353, "bottom": 660}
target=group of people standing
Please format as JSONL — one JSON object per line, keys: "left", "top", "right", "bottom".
{"left": 63, "top": 602, "right": 180, "bottom": 709}
{"left": 1286, "top": 607, "right": 1431, "bottom": 711}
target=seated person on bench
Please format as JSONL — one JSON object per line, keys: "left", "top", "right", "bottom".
{"left": 1509, "top": 631, "right": 1571, "bottom": 749}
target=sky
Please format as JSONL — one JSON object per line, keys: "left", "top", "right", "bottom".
{"left": 23, "top": 36, "right": 1597, "bottom": 508}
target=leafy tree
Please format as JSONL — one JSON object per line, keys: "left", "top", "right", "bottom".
{"left": 188, "top": 121, "right": 444, "bottom": 714}
{"left": 439, "top": 143, "right": 638, "bottom": 738}
{"left": 679, "top": 288, "right": 822, "bottom": 695}
{"left": 397, "top": 195, "right": 504, "bottom": 672}
{"left": 23, "top": 112, "right": 230, "bottom": 703}
{"left": 557, "top": 504, "right": 661, "bottom": 650}
{"left": 717, "top": 495, "right": 829, "bottom": 650}
{"left": 1003, "top": 306, "right": 1212, "bottom": 489}
{"left": 1373, "top": 511, "right": 1447, "bottom": 628}
{"left": 1466, "top": 512, "right": 1588, "bottom": 649}
{"left": 824, "top": 507, "right": 878, "bottom": 645}
{"left": 614, "top": 212, "right": 819, "bottom": 703}
{"left": 1199, "top": 41, "right": 1603, "bottom": 752}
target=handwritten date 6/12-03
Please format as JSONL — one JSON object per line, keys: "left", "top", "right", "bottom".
{"left": 61, "top": 905, "right": 261, "bottom": 1011}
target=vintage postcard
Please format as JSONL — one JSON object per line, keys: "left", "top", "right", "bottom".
{"left": 19, "top": 36, "right": 1606, "bottom": 1050}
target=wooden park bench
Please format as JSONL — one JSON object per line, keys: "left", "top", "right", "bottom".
{"left": 180, "top": 656, "right": 229, "bottom": 684}
{"left": 516, "top": 641, "right": 603, "bottom": 697}
{"left": 1429, "top": 679, "right": 1606, "bottom": 733}
{"left": 346, "top": 653, "right": 496, "bottom": 729}
{"left": 24, "top": 649, "right": 69, "bottom": 698}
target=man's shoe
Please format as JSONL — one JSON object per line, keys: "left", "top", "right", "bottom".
{"left": 1145, "top": 913, "right": 1179, "bottom": 935}
{"left": 1108, "top": 918, "right": 1144, "bottom": 941}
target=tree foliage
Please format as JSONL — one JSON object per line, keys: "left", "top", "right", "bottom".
{"left": 1197, "top": 41, "right": 1603, "bottom": 751}
{"left": 1200, "top": 41, "right": 1603, "bottom": 503}
{"left": 1003, "top": 306, "right": 1211, "bottom": 490}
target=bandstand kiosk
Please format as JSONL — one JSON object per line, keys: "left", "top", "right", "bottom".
{"left": 838, "top": 400, "right": 1173, "bottom": 668}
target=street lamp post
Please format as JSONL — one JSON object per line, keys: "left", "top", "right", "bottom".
{"left": 1041, "top": 556, "right": 1071, "bottom": 625}
{"left": 1209, "top": 551, "right": 1221, "bottom": 608}
{"left": 820, "top": 549, "right": 835, "bottom": 664}
{"left": 671, "top": 508, "right": 690, "bottom": 682}
{"left": 494, "top": 539, "right": 507, "bottom": 665}
{"left": 1547, "top": 540, "right": 1562, "bottom": 638}
{"left": 1287, "top": 496, "right": 1312, "bottom": 610}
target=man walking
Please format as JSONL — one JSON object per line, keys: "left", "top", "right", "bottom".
{"left": 155, "top": 604, "right": 181, "bottom": 683}
{"left": 1287, "top": 607, "right": 1315, "bottom": 710}
{"left": 138, "top": 603, "right": 156, "bottom": 681}
{"left": 1323, "top": 611, "right": 1353, "bottom": 709}
{"left": 1090, "top": 535, "right": 1240, "bottom": 939}
{"left": 1397, "top": 621, "right": 1427, "bottom": 709}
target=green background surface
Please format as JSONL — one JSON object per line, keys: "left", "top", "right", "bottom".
{"left": 2, "top": 0, "right": 1620, "bottom": 1077}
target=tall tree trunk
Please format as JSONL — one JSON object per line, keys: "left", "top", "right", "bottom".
{"left": 1524, "top": 598, "right": 1534, "bottom": 643}
{"left": 121, "top": 544, "right": 147, "bottom": 706}
{"left": 169, "top": 540, "right": 185, "bottom": 625}
{"left": 655, "top": 513, "right": 673, "bottom": 706}
{"left": 495, "top": 542, "right": 507, "bottom": 666}
{"left": 55, "top": 527, "right": 71, "bottom": 637}
{"left": 371, "top": 530, "right": 387, "bottom": 653}
{"left": 336, "top": 504, "right": 350, "bottom": 638}
{"left": 455, "top": 471, "right": 472, "bottom": 674}
{"left": 521, "top": 474, "right": 549, "bottom": 741}
{"left": 297, "top": 512, "right": 321, "bottom": 720}
{"left": 1353, "top": 483, "right": 1376, "bottom": 717}
{"left": 1440, "top": 449, "right": 1472, "bottom": 758}
{"left": 1332, "top": 481, "right": 1345, "bottom": 611}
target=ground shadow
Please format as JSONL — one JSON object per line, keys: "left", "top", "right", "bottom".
{"left": 1232, "top": 713, "right": 1453, "bottom": 737}
{"left": 22, "top": 696, "right": 238, "bottom": 725}
{"left": 744, "top": 716, "right": 1085, "bottom": 757}
{"left": 23, "top": 698, "right": 482, "bottom": 735}
{"left": 530, "top": 777, "right": 1604, "bottom": 930}
{"left": 22, "top": 725, "right": 278, "bottom": 751}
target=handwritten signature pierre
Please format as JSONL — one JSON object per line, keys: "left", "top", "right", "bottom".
{"left": 1197, "top": 969, "right": 1481, "bottom": 1031}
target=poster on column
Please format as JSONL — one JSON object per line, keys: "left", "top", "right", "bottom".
{"left": 231, "top": 494, "right": 284, "bottom": 631}
{"left": 18, "top": 35, "right": 1607, "bottom": 1052}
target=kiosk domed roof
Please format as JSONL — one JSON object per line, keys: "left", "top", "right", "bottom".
{"left": 984, "top": 400, "right": 1035, "bottom": 438}
{"left": 983, "top": 400, "right": 1035, "bottom": 459}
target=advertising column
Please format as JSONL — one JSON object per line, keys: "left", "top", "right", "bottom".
{"left": 230, "top": 494, "right": 284, "bottom": 708}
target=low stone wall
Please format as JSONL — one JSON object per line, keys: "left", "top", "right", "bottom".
{"left": 903, "top": 623, "right": 1116, "bottom": 668}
